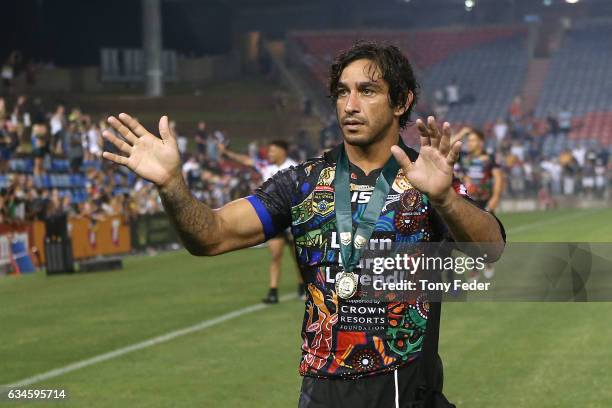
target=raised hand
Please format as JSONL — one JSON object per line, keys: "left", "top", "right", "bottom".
{"left": 102, "top": 113, "right": 182, "bottom": 188}
{"left": 390, "top": 116, "right": 462, "bottom": 205}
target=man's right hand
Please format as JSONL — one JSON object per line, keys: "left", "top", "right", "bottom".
{"left": 102, "top": 113, "right": 181, "bottom": 188}
{"left": 101, "top": 113, "right": 266, "bottom": 256}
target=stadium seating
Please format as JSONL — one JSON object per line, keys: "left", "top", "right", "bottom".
{"left": 2, "top": 157, "right": 126, "bottom": 204}
{"left": 569, "top": 111, "right": 612, "bottom": 145}
{"left": 289, "top": 26, "right": 529, "bottom": 125}
{"left": 535, "top": 21, "right": 612, "bottom": 118}
{"left": 421, "top": 34, "right": 528, "bottom": 124}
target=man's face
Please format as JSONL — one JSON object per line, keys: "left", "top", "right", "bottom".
{"left": 466, "top": 132, "right": 483, "bottom": 155}
{"left": 335, "top": 59, "right": 406, "bottom": 147}
{"left": 267, "top": 144, "right": 286, "bottom": 164}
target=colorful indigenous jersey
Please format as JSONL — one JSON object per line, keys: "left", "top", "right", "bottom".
{"left": 246, "top": 143, "right": 471, "bottom": 379}
{"left": 456, "top": 153, "right": 499, "bottom": 204}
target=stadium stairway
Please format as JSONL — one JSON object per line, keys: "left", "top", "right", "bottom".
{"left": 520, "top": 58, "right": 550, "bottom": 114}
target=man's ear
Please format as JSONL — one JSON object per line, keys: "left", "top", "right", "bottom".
{"left": 394, "top": 91, "right": 414, "bottom": 117}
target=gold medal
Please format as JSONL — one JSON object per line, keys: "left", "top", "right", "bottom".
{"left": 335, "top": 271, "right": 358, "bottom": 299}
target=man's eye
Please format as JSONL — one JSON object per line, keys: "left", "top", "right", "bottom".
{"left": 336, "top": 89, "right": 349, "bottom": 98}
{"left": 362, "top": 89, "right": 375, "bottom": 96}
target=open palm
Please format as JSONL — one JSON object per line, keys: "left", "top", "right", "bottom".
{"left": 391, "top": 116, "right": 462, "bottom": 204}
{"left": 102, "top": 113, "right": 181, "bottom": 187}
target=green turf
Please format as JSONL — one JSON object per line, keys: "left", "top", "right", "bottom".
{"left": 1, "top": 208, "right": 612, "bottom": 407}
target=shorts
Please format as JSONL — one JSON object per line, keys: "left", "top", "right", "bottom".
{"left": 298, "top": 357, "right": 445, "bottom": 408}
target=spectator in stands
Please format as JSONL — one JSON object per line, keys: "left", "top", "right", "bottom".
{"left": 26, "top": 188, "right": 49, "bottom": 221}
{"left": 11, "top": 95, "right": 31, "bottom": 128}
{"left": 0, "top": 97, "right": 7, "bottom": 118}
{"left": 86, "top": 121, "right": 102, "bottom": 160}
{"left": 248, "top": 140, "right": 258, "bottom": 161}
{"left": 2, "top": 184, "right": 26, "bottom": 222}
{"left": 31, "top": 123, "right": 49, "bottom": 176}
{"left": 557, "top": 106, "right": 572, "bottom": 135}
{"left": 0, "top": 117, "right": 13, "bottom": 172}
{"left": 560, "top": 150, "right": 578, "bottom": 195}
{"left": 445, "top": 78, "right": 460, "bottom": 106}
{"left": 170, "top": 120, "right": 187, "bottom": 157}
{"left": 582, "top": 152, "right": 597, "bottom": 197}
{"left": 547, "top": 111, "right": 560, "bottom": 136}
{"left": 50, "top": 104, "right": 66, "bottom": 154}
{"left": 508, "top": 96, "right": 522, "bottom": 122}
{"left": 64, "top": 121, "right": 84, "bottom": 173}
{"left": 1, "top": 51, "right": 20, "bottom": 94}
{"left": 194, "top": 120, "right": 208, "bottom": 155}
{"left": 572, "top": 144, "right": 586, "bottom": 167}
{"left": 0, "top": 190, "right": 7, "bottom": 224}
{"left": 182, "top": 154, "right": 200, "bottom": 188}
{"left": 493, "top": 118, "right": 508, "bottom": 144}
{"left": 30, "top": 97, "right": 46, "bottom": 125}
{"left": 68, "top": 107, "right": 82, "bottom": 123}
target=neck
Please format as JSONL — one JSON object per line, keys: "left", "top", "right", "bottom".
{"left": 344, "top": 133, "right": 400, "bottom": 175}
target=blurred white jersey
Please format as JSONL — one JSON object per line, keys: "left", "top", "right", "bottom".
{"left": 255, "top": 158, "right": 297, "bottom": 182}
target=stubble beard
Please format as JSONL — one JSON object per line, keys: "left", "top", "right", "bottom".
{"left": 341, "top": 116, "right": 394, "bottom": 148}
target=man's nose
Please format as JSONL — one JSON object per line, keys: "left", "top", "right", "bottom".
{"left": 344, "top": 91, "right": 360, "bottom": 114}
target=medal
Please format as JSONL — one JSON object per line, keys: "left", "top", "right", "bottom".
{"left": 333, "top": 144, "right": 400, "bottom": 300}
{"left": 335, "top": 271, "right": 358, "bottom": 299}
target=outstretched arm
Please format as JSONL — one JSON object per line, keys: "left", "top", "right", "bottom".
{"left": 218, "top": 143, "right": 255, "bottom": 167}
{"left": 391, "top": 117, "right": 505, "bottom": 261}
{"left": 102, "top": 113, "right": 265, "bottom": 255}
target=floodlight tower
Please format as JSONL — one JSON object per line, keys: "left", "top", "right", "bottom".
{"left": 142, "top": 0, "right": 163, "bottom": 97}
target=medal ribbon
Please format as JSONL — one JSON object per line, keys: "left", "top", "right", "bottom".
{"left": 334, "top": 143, "right": 401, "bottom": 273}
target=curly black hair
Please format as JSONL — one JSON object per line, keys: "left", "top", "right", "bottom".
{"left": 329, "top": 41, "right": 419, "bottom": 129}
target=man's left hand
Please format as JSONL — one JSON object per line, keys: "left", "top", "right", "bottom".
{"left": 391, "top": 116, "right": 462, "bottom": 206}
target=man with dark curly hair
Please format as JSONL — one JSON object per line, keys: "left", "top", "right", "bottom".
{"left": 102, "top": 41, "right": 505, "bottom": 407}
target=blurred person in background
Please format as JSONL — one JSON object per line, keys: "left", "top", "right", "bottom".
{"left": 31, "top": 123, "right": 49, "bottom": 176}
{"left": 64, "top": 121, "right": 84, "bottom": 173}
{"left": 50, "top": 104, "right": 66, "bottom": 154}
{"left": 218, "top": 140, "right": 304, "bottom": 303}
{"left": 456, "top": 127, "right": 503, "bottom": 212}
{"left": 11, "top": 95, "right": 31, "bottom": 128}
{"left": 456, "top": 127, "right": 504, "bottom": 280}
{"left": 557, "top": 106, "right": 572, "bottom": 135}
{"left": 194, "top": 120, "right": 208, "bottom": 156}
{"left": 0, "top": 117, "right": 14, "bottom": 172}
{"left": 86, "top": 121, "right": 102, "bottom": 159}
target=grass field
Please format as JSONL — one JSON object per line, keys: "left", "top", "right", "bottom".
{"left": 1, "top": 207, "right": 612, "bottom": 407}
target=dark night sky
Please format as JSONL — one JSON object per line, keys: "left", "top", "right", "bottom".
{"left": 3, "top": 0, "right": 610, "bottom": 67}
{"left": 0, "top": 0, "right": 233, "bottom": 66}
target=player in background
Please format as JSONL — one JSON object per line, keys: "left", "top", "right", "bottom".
{"left": 218, "top": 140, "right": 305, "bottom": 303}
{"left": 456, "top": 127, "right": 503, "bottom": 279}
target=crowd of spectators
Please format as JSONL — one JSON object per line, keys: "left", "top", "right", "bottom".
{"left": 1, "top": 92, "right": 611, "bottom": 225}
{"left": 0, "top": 94, "right": 314, "bottom": 225}
{"left": 479, "top": 103, "right": 611, "bottom": 202}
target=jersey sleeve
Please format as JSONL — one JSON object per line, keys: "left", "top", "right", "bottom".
{"left": 246, "top": 166, "right": 298, "bottom": 240}
{"left": 432, "top": 176, "right": 507, "bottom": 242}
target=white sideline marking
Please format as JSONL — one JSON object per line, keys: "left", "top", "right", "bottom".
{"left": 0, "top": 293, "right": 297, "bottom": 391}
{"left": 505, "top": 209, "right": 603, "bottom": 235}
